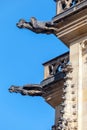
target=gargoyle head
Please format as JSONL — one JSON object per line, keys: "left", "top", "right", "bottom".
{"left": 16, "top": 19, "right": 26, "bottom": 28}
{"left": 8, "top": 85, "right": 19, "bottom": 93}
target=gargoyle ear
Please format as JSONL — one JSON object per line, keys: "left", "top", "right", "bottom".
{"left": 16, "top": 19, "right": 26, "bottom": 28}
{"left": 8, "top": 85, "right": 15, "bottom": 92}
{"left": 31, "top": 17, "right": 37, "bottom": 20}
{"left": 30, "top": 17, "right": 37, "bottom": 22}
{"left": 19, "top": 19, "right": 26, "bottom": 23}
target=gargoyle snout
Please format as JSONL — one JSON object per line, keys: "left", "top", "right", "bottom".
{"left": 16, "top": 22, "right": 23, "bottom": 28}
{"left": 16, "top": 19, "right": 26, "bottom": 28}
{"left": 8, "top": 86, "right": 15, "bottom": 92}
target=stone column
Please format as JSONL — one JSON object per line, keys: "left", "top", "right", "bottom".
{"left": 70, "top": 36, "right": 87, "bottom": 130}
{"left": 81, "top": 38, "right": 87, "bottom": 130}
{"left": 53, "top": 2, "right": 87, "bottom": 128}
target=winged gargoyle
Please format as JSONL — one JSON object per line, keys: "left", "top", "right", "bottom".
{"left": 9, "top": 84, "right": 45, "bottom": 96}
{"left": 16, "top": 17, "right": 57, "bottom": 34}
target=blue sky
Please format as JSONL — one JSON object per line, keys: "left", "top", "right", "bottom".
{"left": 0, "top": 0, "right": 68, "bottom": 130}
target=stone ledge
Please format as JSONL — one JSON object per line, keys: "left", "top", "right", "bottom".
{"left": 52, "top": 0, "right": 87, "bottom": 23}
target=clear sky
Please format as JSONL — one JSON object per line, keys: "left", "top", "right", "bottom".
{"left": 0, "top": 0, "right": 68, "bottom": 130}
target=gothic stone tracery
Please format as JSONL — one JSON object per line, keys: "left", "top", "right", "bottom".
{"left": 54, "top": 0, "right": 83, "bottom": 14}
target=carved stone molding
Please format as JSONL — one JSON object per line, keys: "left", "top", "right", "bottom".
{"left": 81, "top": 39, "right": 87, "bottom": 51}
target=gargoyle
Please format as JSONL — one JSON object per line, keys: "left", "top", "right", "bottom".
{"left": 9, "top": 84, "right": 44, "bottom": 96}
{"left": 16, "top": 17, "right": 57, "bottom": 34}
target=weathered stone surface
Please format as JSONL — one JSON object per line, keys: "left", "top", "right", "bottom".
{"left": 53, "top": 0, "right": 87, "bottom": 47}
{"left": 9, "top": 0, "right": 87, "bottom": 130}
{"left": 54, "top": 0, "right": 84, "bottom": 15}
{"left": 9, "top": 84, "right": 44, "bottom": 96}
{"left": 16, "top": 17, "right": 57, "bottom": 34}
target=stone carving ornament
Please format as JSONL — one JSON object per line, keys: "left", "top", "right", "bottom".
{"left": 48, "top": 57, "right": 69, "bottom": 75}
{"left": 16, "top": 0, "right": 84, "bottom": 34}
{"left": 54, "top": 0, "right": 83, "bottom": 14}
{"left": 9, "top": 84, "right": 44, "bottom": 96}
{"left": 16, "top": 17, "right": 57, "bottom": 34}
{"left": 81, "top": 39, "right": 87, "bottom": 50}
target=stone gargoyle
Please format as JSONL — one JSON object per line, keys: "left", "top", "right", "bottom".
{"left": 9, "top": 84, "right": 45, "bottom": 96}
{"left": 16, "top": 17, "right": 57, "bottom": 34}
